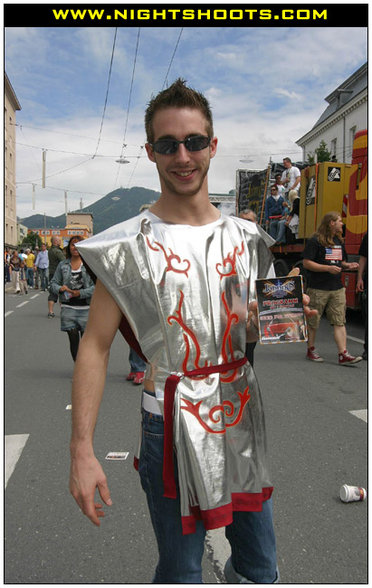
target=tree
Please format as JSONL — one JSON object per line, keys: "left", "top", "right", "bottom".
{"left": 315, "top": 140, "right": 332, "bottom": 163}
{"left": 306, "top": 153, "right": 316, "bottom": 165}
{"left": 306, "top": 140, "right": 332, "bottom": 165}
{"left": 21, "top": 231, "right": 42, "bottom": 249}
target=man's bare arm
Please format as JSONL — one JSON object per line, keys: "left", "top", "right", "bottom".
{"left": 69, "top": 279, "right": 122, "bottom": 526}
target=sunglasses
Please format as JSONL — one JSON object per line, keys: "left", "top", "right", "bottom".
{"left": 150, "top": 135, "right": 211, "bottom": 155}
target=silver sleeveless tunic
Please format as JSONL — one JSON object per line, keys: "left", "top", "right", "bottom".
{"left": 77, "top": 211, "right": 275, "bottom": 535}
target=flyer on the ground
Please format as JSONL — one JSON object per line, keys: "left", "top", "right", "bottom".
{"left": 255, "top": 275, "right": 308, "bottom": 344}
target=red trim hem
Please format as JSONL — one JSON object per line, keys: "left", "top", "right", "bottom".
{"left": 181, "top": 487, "right": 274, "bottom": 535}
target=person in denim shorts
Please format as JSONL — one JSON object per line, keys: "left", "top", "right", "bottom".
{"left": 303, "top": 211, "right": 362, "bottom": 365}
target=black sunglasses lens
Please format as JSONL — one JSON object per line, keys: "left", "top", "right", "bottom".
{"left": 153, "top": 140, "right": 178, "bottom": 154}
{"left": 152, "top": 136, "right": 210, "bottom": 154}
{"left": 185, "top": 136, "right": 210, "bottom": 151}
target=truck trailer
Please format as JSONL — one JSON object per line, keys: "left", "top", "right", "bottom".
{"left": 236, "top": 130, "right": 367, "bottom": 309}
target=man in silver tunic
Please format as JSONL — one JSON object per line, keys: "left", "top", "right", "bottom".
{"left": 69, "top": 79, "right": 313, "bottom": 583}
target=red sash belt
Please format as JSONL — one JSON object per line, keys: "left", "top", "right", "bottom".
{"left": 163, "top": 356, "right": 248, "bottom": 499}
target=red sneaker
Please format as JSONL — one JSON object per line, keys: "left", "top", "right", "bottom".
{"left": 306, "top": 347, "right": 324, "bottom": 362}
{"left": 126, "top": 372, "right": 136, "bottom": 381}
{"left": 338, "top": 350, "right": 362, "bottom": 365}
{"left": 133, "top": 372, "right": 145, "bottom": 385}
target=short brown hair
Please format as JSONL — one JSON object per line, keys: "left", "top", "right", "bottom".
{"left": 145, "top": 78, "right": 214, "bottom": 143}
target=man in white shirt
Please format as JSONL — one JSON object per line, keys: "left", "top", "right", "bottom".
{"left": 281, "top": 157, "right": 301, "bottom": 197}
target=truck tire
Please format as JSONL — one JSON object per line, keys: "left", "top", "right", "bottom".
{"left": 274, "top": 259, "right": 289, "bottom": 277}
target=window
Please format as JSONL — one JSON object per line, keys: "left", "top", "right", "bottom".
{"left": 349, "top": 126, "right": 357, "bottom": 150}
{"left": 330, "top": 138, "right": 337, "bottom": 159}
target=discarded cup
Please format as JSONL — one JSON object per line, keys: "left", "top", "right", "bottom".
{"left": 340, "top": 484, "right": 367, "bottom": 503}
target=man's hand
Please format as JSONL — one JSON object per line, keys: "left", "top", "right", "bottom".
{"left": 356, "top": 277, "right": 364, "bottom": 293}
{"left": 70, "top": 454, "right": 112, "bottom": 526}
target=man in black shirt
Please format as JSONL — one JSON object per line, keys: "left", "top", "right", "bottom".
{"left": 303, "top": 212, "right": 362, "bottom": 365}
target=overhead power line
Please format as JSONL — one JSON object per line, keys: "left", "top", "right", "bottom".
{"left": 92, "top": 28, "right": 118, "bottom": 159}
{"left": 118, "top": 27, "right": 141, "bottom": 161}
{"left": 162, "top": 28, "right": 184, "bottom": 90}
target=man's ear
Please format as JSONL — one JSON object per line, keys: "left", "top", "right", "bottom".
{"left": 209, "top": 136, "right": 218, "bottom": 159}
{"left": 145, "top": 143, "right": 156, "bottom": 163}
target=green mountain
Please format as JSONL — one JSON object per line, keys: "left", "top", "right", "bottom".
{"left": 20, "top": 186, "right": 161, "bottom": 235}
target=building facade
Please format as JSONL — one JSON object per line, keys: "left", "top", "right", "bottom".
{"left": 296, "top": 63, "right": 367, "bottom": 164}
{"left": 29, "top": 212, "right": 93, "bottom": 247}
{"left": 5, "top": 73, "right": 21, "bottom": 247}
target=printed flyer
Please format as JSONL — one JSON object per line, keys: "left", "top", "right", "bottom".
{"left": 255, "top": 275, "right": 308, "bottom": 344}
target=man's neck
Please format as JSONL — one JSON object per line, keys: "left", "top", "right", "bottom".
{"left": 149, "top": 193, "right": 221, "bottom": 226}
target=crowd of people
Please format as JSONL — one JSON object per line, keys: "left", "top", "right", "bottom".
{"left": 264, "top": 157, "right": 301, "bottom": 245}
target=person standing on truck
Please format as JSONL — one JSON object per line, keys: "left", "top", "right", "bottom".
{"left": 281, "top": 157, "right": 301, "bottom": 199}
{"left": 303, "top": 212, "right": 362, "bottom": 365}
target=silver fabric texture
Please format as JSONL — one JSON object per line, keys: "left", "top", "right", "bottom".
{"left": 77, "top": 211, "right": 275, "bottom": 529}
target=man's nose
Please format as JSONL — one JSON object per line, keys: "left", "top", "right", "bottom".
{"left": 174, "top": 143, "right": 191, "bottom": 162}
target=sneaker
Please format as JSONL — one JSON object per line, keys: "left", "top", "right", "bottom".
{"left": 306, "top": 347, "right": 324, "bottom": 362}
{"left": 47, "top": 312, "right": 55, "bottom": 319}
{"left": 338, "top": 350, "right": 362, "bottom": 365}
{"left": 126, "top": 372, "right": 136, "bottom": 381}
{"left": 133, "top": 372, "right": 145, "bottom": 385}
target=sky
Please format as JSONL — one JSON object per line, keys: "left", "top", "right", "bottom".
{"left": 5, "top": 23, "right": 367, "bottom": 220}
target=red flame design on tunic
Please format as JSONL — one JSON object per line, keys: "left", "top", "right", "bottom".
{"left": 220, "top": 291, "right": 240, "bottom": 383}
{"left": 168, "top": 290, "right": 211, "bottom": 374}
{"left": 180, "top": 386, "right": 251, "bottom": 433}
{"left": 216, "top": 241, "right": 245, "bottom": 279}
{"left": 146, "top": 236, "right": 191, "bottom": 277}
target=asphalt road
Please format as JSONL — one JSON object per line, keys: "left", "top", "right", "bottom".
{"left": 5, "top": 287, "right": 367, "bottom": 584}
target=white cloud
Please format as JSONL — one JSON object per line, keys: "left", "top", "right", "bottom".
{"left": 6, "top": 26, "right": 367, "bottom": 220}
{"left": 274, "top": 88, "right": 302, "bottom": 101}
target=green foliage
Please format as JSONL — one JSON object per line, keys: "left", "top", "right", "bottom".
{"left": 306, "top": 140, "right": 332, "bottom": 165}
{"left": 21, "top": 231, "right": 42, "bottom": 249}
{"left": 315, "top": 140, "right": 332, "bottom": 163}
{"left": 306, "top": 153, "right": 316, "bottom": 165}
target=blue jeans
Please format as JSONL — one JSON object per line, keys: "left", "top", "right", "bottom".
{"left": 38, "top": 268, "right": 49, "bottom": 290}
{"left": 138, "top": 408, "right": 278, "bottom": 583}
{"left": 26, "top": 267, "right": 34, "bottom": 287}
{"left": 129, "top": 348, "right": 147, "bottom": 372}
{"left": 269, "top": 219, "right": 286, "bottom": 243}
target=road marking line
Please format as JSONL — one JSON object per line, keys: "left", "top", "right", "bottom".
{"left": 5, "top": 434, "right": 30, "bottom": 488}
{"left": 206, "top": 528, "right": 229, "bottom": 581}
{"left": 16, "top": 301, "right": 29, "bottom": 308}
{"left": 5, "top": 311, "right": 14, "bottom": 317}
{"left": 347, "top": 335, "right": 364, "bottom": 344}
{"left": 30, "top": 294, "right": 39, "bottom": 300}
{"left": 349, "top": 409, "right": 367, "bottom": 423}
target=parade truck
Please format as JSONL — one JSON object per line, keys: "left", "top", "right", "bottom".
{"left": 236, "top": 129, "right": 367, "bottom": 309}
